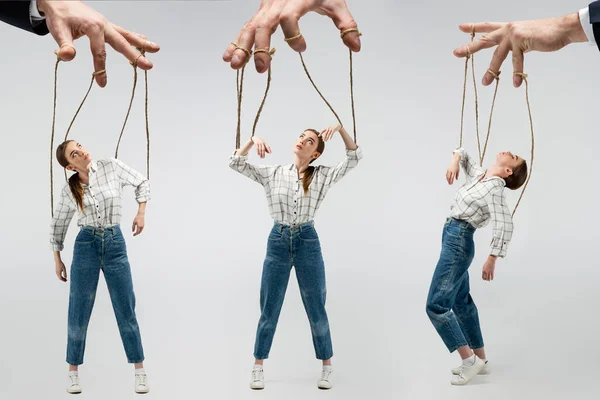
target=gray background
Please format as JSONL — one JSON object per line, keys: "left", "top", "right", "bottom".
{"left": 0, "top": 0, "right": 599, "bottom": 399}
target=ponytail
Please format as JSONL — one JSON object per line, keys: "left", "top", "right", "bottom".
{"left": 68, "top": 173, "right": 85, "bottom": 212}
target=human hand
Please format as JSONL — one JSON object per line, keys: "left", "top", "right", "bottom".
{"left": 132, "top": 213, "right": 145, "bottom": 236}
{"left": 38, "top": 0, "right": 160, "bottom": 87}
{"left": 482, "top": 256, "right": 497, "bottom": 281}
{"left": 453, "top": 12, "right": 587, "bottom": 88}
{"left": 55, "top": 259, "right": 67, "bottom": 282}
{"left": 223, "top": 0, "right": 361, "bottom": 73}
{"left": 252, "top": 136, "right": 272, "bottom": 158}
{"left": 320, "top": 124, "right": 341, "bottom": 142}
{"left": 446, "top": 157, "right": 460, "bottom": 185}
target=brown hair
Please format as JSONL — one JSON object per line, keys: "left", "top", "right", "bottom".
{"left": 56, "top": 140, "right": 85, "bottom": 212}
{"left": 504, "top": 158, "right": 528, "bottom": 190}
{"left": 301, "top": 129, "right": 326, "bottom": 195}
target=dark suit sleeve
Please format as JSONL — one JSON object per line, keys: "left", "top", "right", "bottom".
{"left": 0, "top": 1, "right": 48, "bottom": 35}
{"left": 590, "top": 1, "right": 600, "bottom": 51}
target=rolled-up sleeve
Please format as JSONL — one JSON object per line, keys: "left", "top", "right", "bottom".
{"left": 453, "top": 148, "right": 483, "bottom": 179}
{"left": 229, "top": 155, "right": 277, "bottom": 186}
{"left": 111, "top": 159, "right": 150, "bottom": 203}
{"left": 487, "top": 187, "right": 513, "bottom": 258}
{"left": 319, "top": 146, "right": 363, "bottom": 186}
{"left": 50, "top": 187, "right": 77, "bottom": 252}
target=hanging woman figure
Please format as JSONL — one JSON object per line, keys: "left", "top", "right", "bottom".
{"left": 229, "top": 124, "right": 362, "bottom": 390}
{"left": 50, "top": 140, "right": 151, "bottom": 395}
{"left": 426, "top": 147, "right": 528, "bottom": 386}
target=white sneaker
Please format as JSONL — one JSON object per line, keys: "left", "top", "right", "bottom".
{"left": 135, "top": 373, "right": 150, "bottom": 394}
{"left": 452, "top": 360, "right": 490, "bottom": 376}
{"left": 250, "top": 367, "right": 265, "bottom": 390}
{"left": 67, "top": 374, "right": 82, "bottom": 394}
{"left": 317, "top": 367, "right": 333, "bottom": 390}
{"left": 451, "top": 356, "right": 486, "bottom": 385}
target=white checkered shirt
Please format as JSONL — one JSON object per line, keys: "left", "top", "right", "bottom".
{"left": 449, "top": 148, "right": 513, "bottom": 258}
{"left": 50, "top": 159, "right": 151, "bottom": 251}
{"left": 229, "top": 147, "right": 362, "bottom": 225}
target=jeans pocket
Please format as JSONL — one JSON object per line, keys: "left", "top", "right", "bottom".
{"left": 299, "top": 227, "right": 319, "bottom": 242}
{"left": 112, "top": 230, "right": 126, "bottom": 244}
{"left": 268, "top": 229, "right": 283, "bottom": 242}
{"left": 75, "top": 230, "right": 95, "bottom": 244}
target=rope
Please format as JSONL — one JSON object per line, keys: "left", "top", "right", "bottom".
{"left": 480, "top": 69, "right": 501, "bottom": 165}
{"left": 233, "top": 43, "right": 275, "bottom": 147}
{"left": 114, "top": 53, "right": 141, "bottom": 159}
{"left": 511, "top": 73, "right": 535, "bottom": 217}
{"left": 51, "top": 46, "right": 152, "bottom": 217}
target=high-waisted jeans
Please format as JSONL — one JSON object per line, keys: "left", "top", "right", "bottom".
{"left": 66, "top": 225, "right": 144, "bottom": 365}
{"left": 253, "top": 221, "right": 333, "bottom": 360}
{"left": 426, "top": 218, "right": 484, "bottom": 352}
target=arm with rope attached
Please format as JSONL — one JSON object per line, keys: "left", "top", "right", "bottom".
{"left": 229, "top": 137, "right": 278, "bottom": 186}
{"left": 318, "top": 125, "right": 362, "bottom": 186}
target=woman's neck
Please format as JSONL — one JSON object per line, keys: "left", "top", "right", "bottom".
{"left": 75, "top": 168, "right": 90, "bottom": 184}
{"left": 294, "top": 156, "right": 311, "bottom": 177}
{"left": 483, "top": 164, "right": 505, "bottom": 180}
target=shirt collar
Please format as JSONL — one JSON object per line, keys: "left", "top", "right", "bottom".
{"left": 89, "top": 160, "right": 98, "bottom": 173}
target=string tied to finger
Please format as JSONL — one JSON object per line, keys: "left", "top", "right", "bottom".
{"left": 284, "top": 32, "right": 303, "bottom": 42}
{"left": 231, "top": 42, "right": 253, "bottom": 63}
{"left": 340, "top": 28, "right": 362, "bottom": 38}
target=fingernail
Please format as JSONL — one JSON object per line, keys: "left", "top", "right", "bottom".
{"left": 232, "top": 54, "right": 241, "bottom": 64}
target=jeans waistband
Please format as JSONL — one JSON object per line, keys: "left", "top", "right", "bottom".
{"left": 446, "top": 217, "right": 476, "bottom": 232}
{"left": 273, "top": 220, "right": 314, "bottom": 232}
{"left": 80, "top": 225, "right": 120, "bottom": 235}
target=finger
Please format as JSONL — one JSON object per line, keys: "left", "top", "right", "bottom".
{"left": 87, "top": 23, "right": 108, "bottom": 87}
{"left": 483, "top": 38, "right": 510, "bottom": 86}
{"left": 48, "top": 20, "right": 77, "bottom": 61}
{"left": 280, "top": 0, "right": 309, "bottom": 52}
{"left": 328, "top": 2, "right": 362, "bottom": 52}
{"left": 253, "top": 10, "right": 280, "bottom": 73}
{"left": 265, "top": 144, "right": 272, "bottom": 154}
{"left": 512, "top": 46, "right": 525, "bottom": 88}
{"left": 446, "top": 172, "right": 451, "bottom": 184}
{"left": 490, "top": 270, "right": 494, "bottom": 280}
{"left": 224, "top": 20, "right": 257, "bottom": 69}
{"left": 105, "top": 25, "right": 153, "bottom": 70}
{"left": 458, "top": 22, "right": 506, "bottom": 34}
{"left": 132, "top": 221, "right": 136, "bottom": 232}
{"left": 112, "top": 23, "right": 160, "bottom": 54}
{"left": 453, "top": 29, "right": 503, "bottom": 58}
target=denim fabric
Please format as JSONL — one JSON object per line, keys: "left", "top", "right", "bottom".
{"left": 66, "top": 225, "right": 144, "bottom": 365}
{"left": 253, "top": 221, "right": 333, "bottom": 360}
{"left": 426, "top": 218, "right": 484, "bottom": 352}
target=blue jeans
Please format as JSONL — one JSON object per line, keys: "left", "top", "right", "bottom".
{"left": 254, "top": 221, "right": 333, "bottom": 360}
{"left": 426, "top": 218, "right": 484, "bottom": 352}
{"left": 66, "top": 225, "right": 144, "bottom": 365}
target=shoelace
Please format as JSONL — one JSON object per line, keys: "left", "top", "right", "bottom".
{"left": 252, "top": 369, "right": 263, "bottom": 382}
{"left": 321, "top": 369, "right": 332, "bottom": 381}
{"left": 69, "top": 375, "right": 79, "bottom": 386}
{"left": 136, "top": 374, "right": 147, "bottom": 386}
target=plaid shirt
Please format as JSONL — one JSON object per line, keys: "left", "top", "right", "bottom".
{"left": 50, "top": 159, "right": 150, "bottom": 251}
{"left": 229, "top": 147, "right": 362, "bottom": 225}
{"left": 449, "top": 148, "right": 513, "bottom": 258}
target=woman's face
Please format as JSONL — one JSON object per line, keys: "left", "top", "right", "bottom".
{"left": 294, "top": 130, "right": 321, "bottom": 161}
{"left": 64, "top": 141, "right": 92, "bottom": 171}
{"left": 495, "top": 151, "right": 522, "bottom": 174}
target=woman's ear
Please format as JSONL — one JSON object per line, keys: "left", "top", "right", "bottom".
{"left": 66, "top": 165, "right": 74, "bottom": 171}
{"left": 504, "top": 167, "right": 513, "bottom": 177}
{"left": 311, "top": 151, "right": 321, "bottom": 161}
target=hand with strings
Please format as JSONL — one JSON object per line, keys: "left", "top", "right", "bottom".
{"left": 37, "top": 0, "right": 160, "bottom": 87}
{"left": 252, "top": 136, "right": 272, "bottom": 158}
{"left": 453, "top": 12, "right": 588, "bottom": 88}
{"left": 223, "top": 0, "right": 361, "bottom": 73}
{"left": 446, "top": 153, "right": 461, "bottom": 185}
{"left": 55, "top": 259, "right": 67, "bottom": 282}
{"left": 482, "top": 256, "right": 497, "bottom": 281}
{"left": 320, "top": 124, "right": 341, "bottom": 142}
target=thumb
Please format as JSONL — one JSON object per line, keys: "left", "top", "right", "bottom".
{"left": 329, "top": 3, "right": 361, "bottom": 52}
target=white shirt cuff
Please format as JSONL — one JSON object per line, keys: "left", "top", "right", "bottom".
{"left": 580, "top": 7, "right": 596, "bottom": 46}
{"left": 30, "top": 0, "right": 46, "bottom": 23}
